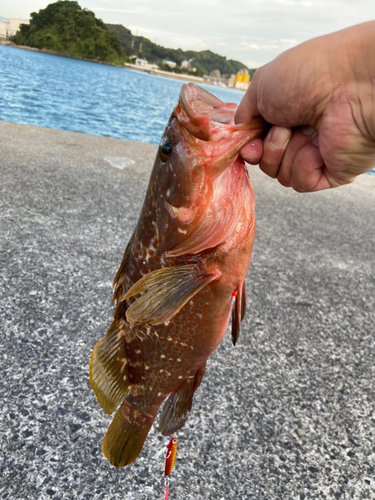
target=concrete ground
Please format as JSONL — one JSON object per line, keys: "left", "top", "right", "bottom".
{"left": 0, "top": 120, "right": 374, "bottom": 500}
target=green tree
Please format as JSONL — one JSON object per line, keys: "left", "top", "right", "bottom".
{"left": 106, "top": 24, "right": 255, "bottom": 77}
{"left": 11, "top": 1, "right": 127, "bottom": 65}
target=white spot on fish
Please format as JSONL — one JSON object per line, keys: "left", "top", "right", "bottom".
{"left": 160, "top": 354, "right": 166, "bottom": 359}
{"left": 166, "top": 189, "right": 170, "bottom": 196}
{"left": 178, "top": 227, "right": 187, "bottom": 234}
{"left": 104, "top": 156, "right": 135, "bottom": 170}
{"left": 177, "top": 358, "right": 181, "bottom": 362}
{"left": 178, "top": 376, "right": 183, "bottom": 379}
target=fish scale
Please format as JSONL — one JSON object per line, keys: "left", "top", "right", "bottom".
{"left": 89, "top": 83, "right": 265, "bottom": 467}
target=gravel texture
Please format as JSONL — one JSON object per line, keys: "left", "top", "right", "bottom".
{"left": 1, "top": 121, "right": 375, "bottom": 500}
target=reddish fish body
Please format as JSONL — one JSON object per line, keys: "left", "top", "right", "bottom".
{"left": 90, "top": 84, "right": 264, "bottom": 467}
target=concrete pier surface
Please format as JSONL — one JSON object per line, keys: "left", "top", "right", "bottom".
{"left": 1, "top": 120, "right": 375, "bottom": 500}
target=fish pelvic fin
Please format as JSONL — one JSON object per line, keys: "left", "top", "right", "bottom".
{"left": 123, "top": 265, "right": 219, "bottom": 326}
{"left": 103, "top": 400, "right": 154, "bottom": 467}
{"left": 158, "top": 365, "right": 206, "bottom": 436}
{"left": 231, "top": 281, "right": 247, "bottom": 346}
{"left": 89, "top": 319, "right": 130, "bottom": 415}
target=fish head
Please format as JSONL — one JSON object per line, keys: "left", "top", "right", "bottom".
{"left": 158, "top": 84, "right": 264, "bottom": 223}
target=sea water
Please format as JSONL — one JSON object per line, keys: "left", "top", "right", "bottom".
{"left": 1, "top": 44, "right": 375, "bottom": 175}
{"left": 0, "top": 44, "right": 244, "bottom": 145}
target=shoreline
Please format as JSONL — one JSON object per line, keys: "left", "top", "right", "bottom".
{"left": 0, "top": 40, "right": 235, "bottom": 88}
{"left": 124, "top": 62, "right": 206, "bottom": 84}
{"left": 0, "top": 40, "right": 123, "bottom": 67}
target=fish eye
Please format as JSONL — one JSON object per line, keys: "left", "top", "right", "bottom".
{"left": 160, "top": 141, "right": 172, "bottom": 160}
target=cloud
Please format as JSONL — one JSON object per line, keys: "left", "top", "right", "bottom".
{"left": 3, "top": 0, "right": 375, "bottom": 66}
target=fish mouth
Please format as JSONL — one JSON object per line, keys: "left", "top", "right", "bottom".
{"left": 175, "top": 83, "right": 265, "bottom": 177}
{"left": 176, "top": 83, "right": 265, "bottom": 143}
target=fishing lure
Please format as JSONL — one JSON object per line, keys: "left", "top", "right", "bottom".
{"left": 153, "top": 435, "right": 178, "bottom": 500}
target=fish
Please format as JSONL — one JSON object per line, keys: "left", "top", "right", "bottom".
{"left": 89, "top": 83, "right": 265, "bottom": 467}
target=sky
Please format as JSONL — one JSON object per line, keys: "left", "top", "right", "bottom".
{"left": 2, "top": 0, "right": 375, "bottom": 68}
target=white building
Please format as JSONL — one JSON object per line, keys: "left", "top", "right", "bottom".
{"left": 0, "top": 18, "right": 29, "bottom": 39}
{"left": 135, "top": 58, "right": 159, "bottom": 70}
{"left": 0, "top": 22, "right": 7, "bottom": 39}
{"left": 163, "top": 60, "right": 177, "bottom": 68}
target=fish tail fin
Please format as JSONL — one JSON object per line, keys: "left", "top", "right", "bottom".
{"left": 103, "top": 399, "right": 154, "bottom": 467}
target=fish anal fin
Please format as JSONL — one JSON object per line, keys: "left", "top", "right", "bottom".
{"left": 231, "top": 282, "right": 246, "bottom": 346}
{"left": 89, "top": 319, "right": 130, "bottom": 415}
{"left": 158, "top": 366, "right": 206, "bottom": 436}
{"left": 193, "top": 364, "right": 206, "bottom": 392}
{"left": 103, "top": 400, "right": 154, "bottom": 467}
{"left": 124, "top": 265, "right": 219, "bottom": 326}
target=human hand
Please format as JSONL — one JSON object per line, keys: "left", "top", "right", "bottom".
{"left": 235, "top": 22, "right": 375, "bottom": 192}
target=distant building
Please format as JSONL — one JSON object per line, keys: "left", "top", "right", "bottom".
{"left": 0, "top": 18, "right": 29, "bottom": 39}
{"left": 162, "top": 60, "right": 177, "bottom": 68}
{"left": 210, "top": 69, "right": 221, "bottom": 78}
{"left": 0, "top": 22, "right": 7, "bottom": 40}
{"left": 234, "top": 69, "right": 250, "bottom": 90}
{"left": 227, "top": 74, "right": 236, "bottom": 88}
{"left": 180, "top": 59, "right": 196, "bottom": 72}
{"left": 181, "top": 60, "right": 191, "bottom": 70}
{"left": 135, "top": 58, "right": 159, "bottom": 70}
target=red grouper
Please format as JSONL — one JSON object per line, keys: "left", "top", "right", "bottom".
{"left": 90, "top": 83, "right": 265, "bottom": 467}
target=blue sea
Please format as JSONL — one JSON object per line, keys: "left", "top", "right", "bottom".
{"left": 0, "top": 44, "right": 245, "bottom": 145}
{"left": 1, "top": 44, "right": 375, "bottom": 176}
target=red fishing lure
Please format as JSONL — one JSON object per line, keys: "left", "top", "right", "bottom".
{"left": 153, "top": 435, "right": 178, "bottom": 499}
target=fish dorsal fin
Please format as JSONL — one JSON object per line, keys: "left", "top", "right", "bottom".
{"left": 231, "top": 281, "right": 247, "bottom": 346}
{"left": 158, "top": 365, "right": 206, "bottom": 436}
{"left": 123, "top": 265, "right": 219, "bottom": 326}
{"left": 89, "top": 319, "right": 130, "bottom": 414}
{"left": 165, "top": 196, "right": 238, "bottom": 257}
{"left": 111, "top": 235, "right": 134, "bottom": 307}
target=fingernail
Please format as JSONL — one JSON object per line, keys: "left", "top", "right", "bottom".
{"left": 242, "top": 154, "right": 259, "bottom": 164}
{"left": 312, "top": 135, "right": 319, "bottom": 147}
{"left": 301, "top": 125, "right": 317, "bottom": 136}
{"left": 269, "top": 127, "right": 290, "bottom": 149}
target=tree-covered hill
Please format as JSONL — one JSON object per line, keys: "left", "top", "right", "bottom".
{"left": 107, "top": 24, "right": 254, "bottom": 77}
{"left": 11, "top": 1, "right": 127, "bottom": 65}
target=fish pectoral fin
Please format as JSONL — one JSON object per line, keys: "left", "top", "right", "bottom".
{"left": 89, "top": 319, "right": 130, "bottom": 414}
{"left": 231, "top": 282, "right": 246, "bottom": 346}
{"left": 158, "top": 366, "right": 206, "bottom": 436}
{"left": 123, "top": 264, "right": 218, "bottom": 326}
